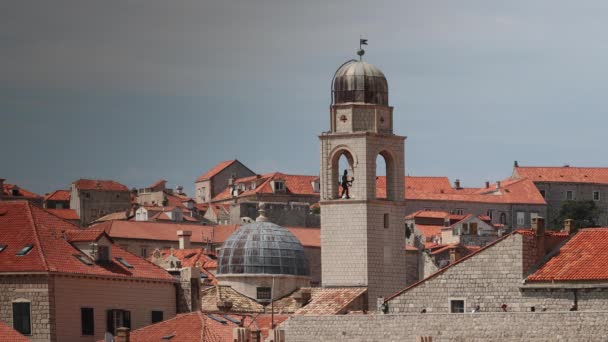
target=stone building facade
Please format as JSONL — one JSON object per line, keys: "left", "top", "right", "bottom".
{"left": 194, "top": 159, "right": 255, "bottom": 204}
{"left": 513, "top": 165, "right": 608, "bottom": 227}
{"left": 70, "top": 179, "right": 132, "bottom": 226}
{"left": 320, "top": 59, "right": 407, "bottom": 310}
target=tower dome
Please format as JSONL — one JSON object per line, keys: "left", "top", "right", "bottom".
{"left": 332, "top": 60, "right": 388, "bottom": 106}
{"left": 217, "top": 220, "right": 309, "bottom": 277}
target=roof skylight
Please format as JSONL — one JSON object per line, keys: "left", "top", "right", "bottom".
{"left": 16, "top": 244, "right": 33, "bottom": 256}
{"left": 74, "top": 254, "right": 93, "bottom": 266}
{"left": 0, "top": 244, "right": 7, "bottom": 252}
{"left": 115, "top": 257, "right": 134, "bottom": 269}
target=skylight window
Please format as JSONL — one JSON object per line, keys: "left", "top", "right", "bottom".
{"left": 0, "top": 244, "right": 7, "bottom": 252}
{"left": 16, "top": 244, "right": 33, "bottom": 256}
{"left": 74, "top": 254, "right": 93, "bottom": 266}
{"left": 115, "top": 257, "right": 134, "bottom": 269}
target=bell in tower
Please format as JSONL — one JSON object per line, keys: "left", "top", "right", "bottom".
{"left": 319, "top": 44, "right": 407, "bottom": 310}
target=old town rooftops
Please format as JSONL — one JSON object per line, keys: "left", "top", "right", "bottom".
{"left": 0, "top": 201, "right": 173, "bottom": 282}
{"left": 514, "top": 165, "right": 608, "bottom": 184}
{"left": 44, "top": 189, "right": 70, "bottom": 201}
{"left": 73, "top": 179, "right": 129, "bottom": 192}
{"left": 211, "top": 172, "right": 319, "bottom": 202}
{"left": 527, "top": 228, "right": 608, "bottom": 282}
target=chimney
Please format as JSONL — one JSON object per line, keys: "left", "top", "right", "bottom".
{"left": 115, "top": 327, "right": 130, "bottom": 342}
{"left": 454, "top": 179, "right": 461, "bottom": 190}
{"left": 532, "top": 217, "right": 546, "bottom": 259}
{"left": 449, "top": 248, "right": 460, "bottom": 264}
{"left": 564, "top": 219, "right": 577, "bottom": 235}
{"left": 514, "top": 160, "right": 519, "bottom": 167}
{"left": 293, "top": 289, "right": 312, "bottom": 308}
{"left": 175, "top": 185, "right": 184, "bottom": 195}
{"left": 485, "top": 181, "right": 490, "bottom": 189}
{"left": 0, "top": 178, "right": 4, "bottom": 198}
{"left": 495, "top": 181, "right": 501, "bottom": 190}
{"left": 177, "top": 230, "right": 192, "bottom": 249}
{"left": 256, "top": 203, "right": 269, "bottom": 222}
{"left": 233, "top": 327, "right": 252, "bottom": 342}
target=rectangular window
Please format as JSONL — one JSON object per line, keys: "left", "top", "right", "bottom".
{"left": 140, "top": 247, "right": 148, "bottom": 258}
{"left": 593, "top": 191, "right": 600, "bottom": 201}
{"left": 106, "top": 309, "right": 131, "bottom": 335}
{"left": 469, "top": 222, "right": 478, "bottom": 235}
{"left": 12, "top": 302, "right": 31, "bottom": 335}
{"left": 486, "top": 210, "right": 493, "bottom": 219}
{"left": 517, "top": 212, "right": 525, "bottom": 226}
{"left": 81, "top": 308, "right": 94, "bottom": 335}
{"left": 116, "top": 257, "right": 134, "bottom": 269}
{"left": 257, "top": 287, "right": 272, "bottom": 301}
{"left": 451, "top": 208, "right": 465, "bottom": 215}
{"left": 462, "top": 223, "right": 469, "bottom": 234}
{"left": 383, "top": 213, "right": 389, "bottom": 229}
{"left": 452, "top": 226, "right": 459, "bottom": 236}
{"left": 450, "top": 299, "right": 465, "bottom": 313}
{"left": 16, "top": 244, "right": 34, "bottom": 256}
{"left": 566, "top": 191, "right": 574, "bottom": 200}
{"left": 151, "top": 311, "right": 164, "bottom": 324}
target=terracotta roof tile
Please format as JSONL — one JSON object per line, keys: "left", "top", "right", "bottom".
{"left": 0, "top": 201, "right": 173, "bottom": 282}
{"left": 528, "top": 228, "right": 608, "bottom": 282}
{"left": 294, "top": 287, "right": 367, "bottom": 315}
{"left": 45, "top": 208, "right": 79, "bottom": 221}
{"left": 73, "top": 179, "right": 129, "bottom": 192}
{"left": 414, "top": 225, "right": 443, "bottom": 240}
{"left": 44, "top": 189, "right": 70, "bottom": 201}
{"left": 2, "top": 183, "right": 42, "bottom": 199}
{"left": 195, "top": 160, "right": 237, "bottom": 182}
{"left": 0, "top": 321, "right": 30, "bottom": 342}
{"left": 515, "top": 166, "right": 608, "bottom": 184}
{"left": 211, "top": 173, "right": 319, "bottom": 202}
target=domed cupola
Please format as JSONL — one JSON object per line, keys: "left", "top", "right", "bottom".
{"left": 216, "top": 204, "right": 310, "bottom": 301}
{"left": 332, "top": 60, "right": 388, "bottom": 106}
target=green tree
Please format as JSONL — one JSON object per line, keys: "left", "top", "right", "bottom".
{"left": 554, "top": 200, "right": 601, "bottom": 229}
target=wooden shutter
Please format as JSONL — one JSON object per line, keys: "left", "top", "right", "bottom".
{"left": 123, "top": 310, "right": 131, "bottom": 329}
{"left": 106, "top": 310, "right": 115, "bottom": 334}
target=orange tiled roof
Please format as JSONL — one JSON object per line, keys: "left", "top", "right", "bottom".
{"left": 405, "top": 210, "right": 450, "bottom": 220}
{"left": 211, "top": 172, "right": 319, "bottom": 202}
{"left": 148, "top": 179, "right": 166, "bottom": 189}
{"left": 2, "top": 183, "right": 42, "bottom": 199}
{"left": 527, "top": 228, "right": 608, "bottom": 282}
{"left": 0, "top": 201, "right": 173, "bottom": 282}
{"left": 45, "top": 208, "right": 79, "bottom": 221}
{"left": 195, "top": 160, "right": 237, "bottom": 182}
{"left": 73, "top": 179, "right": 129, "bottom": 192}
{"left": 514, "top": 166, "right": 608, "bottom": 184}
{"left": 0, "top": 320, "right": 30, "bottom": 342}
{"left": 415, "top": 225, "right": 443, "bottom": 240}
{"left": 294, "top": 287, "right": 367, "bottom": 315}
{"left": 44, "top": 189, "right": 70, "bottom": 202}
{"left": 126, "top": 311, "right": 287, "bottom": 342}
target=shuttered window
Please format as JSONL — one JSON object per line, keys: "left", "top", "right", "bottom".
{"left": 13, "top": 302, "right": 31, "bottom": 335}
{"left": 81, "top": 308, "right": 94, "bottom": 335}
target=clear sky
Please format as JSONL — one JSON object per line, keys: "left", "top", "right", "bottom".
{"left": 3, "top": 0, "right": 608, "bottom": 195}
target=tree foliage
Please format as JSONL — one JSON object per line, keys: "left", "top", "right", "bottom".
{"left": 554, "top": 200, "right": 601, "bottom": 228}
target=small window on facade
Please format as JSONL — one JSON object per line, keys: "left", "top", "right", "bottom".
{"left": 98, "top": 246, "right": 110, "bottom": 262}
{"left": 0, "top": 244, "right": 7, "bottom": 252}
{"left": 151, "top": 311, "right": 164, "bottom": 324}
{"left": 12, "top": 301, "right": 31, "bottom": 335}
{"left": 566, "top": 191, "right": 574, "bottom": 200}
{"left": 517, "top": 212, "right": 525, "bottom": 226}
{"left": 256, "top": 287, "right": 271, "bottom": 301}
{"left": 383, "top": 213, "right": 389, "bottom": 228}
{"left": 452, "top": 226, "right": 459, "bottom": 236}
{"left": 450, "top": 299, "right": 465, "bottom": 313}
{"left": 16, "top": 244, "right": 34, "bottom": 256}
{"left": 106, "top": 309, "right": 131, "bottom": 335}
{"left": 462, "top": 223, "right": 469, "bottom": 234}
{"left": 116, "top": 257, "right": 134, "bottom": 269}
{"left": 500, "top": 213, "right": 507, "bottom": 225}
{"left": 486, "top": 210, "right": 493, "bottom": 219}
{"left": 593, "top": 191, "right": 600, "bottom": 201}
{"left": 85, "top": 192, "right": 90, "bottom": 199}
{"left": 81, "top": 307, "right": 94, "bottom": 335}
{"left": 452, "top": 208, "right": 464, "bottom": 215}
{"left": 140, "top": 247, "right": 148, "bottom": 258}
{"left": 470, "top": 222, "right": 478, "bottom": 235}
{"left": 539, "top": 190, "right": 546, "bottom": 199}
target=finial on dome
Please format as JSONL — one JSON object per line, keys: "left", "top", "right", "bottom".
{"left": 358, "top": 38, "right": 368, "bottom": 61}
{"left": 256, "top": 202, "right": 269, "bottom": 222}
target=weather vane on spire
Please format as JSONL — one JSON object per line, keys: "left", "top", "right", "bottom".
{"left": 357, "top": 37, "right": 368, "bottom": 61}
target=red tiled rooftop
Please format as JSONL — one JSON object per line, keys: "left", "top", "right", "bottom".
{"left": 0, "top": 201, "right": 173, "bottom": 282}
{"left": 294, "top": 287, "right": 367, "bottom": 315}
{"left": 148, "top": 179, "right": 166, "bottom": 189}
{"left": 405, "top": 210, "right": 449, "bottom": 220}
{"left": 514, "top": 166, "right": 608, "bottom": 184}
{"left": 2, "top": 183, "right": 42, "bottom": 199}
{"left": 195, "top": 160, "right": 237, "bottom": 183}
{"left": 212, "top": 172, "right": 319, "bottom": 202}
{"left": 73, "top": 179, "right": 129, "bottom": 192}
{"left": 44, "top": 189, "right": 70, "bottom": 202}
{"left": 415, "top": 224, "right": 443, "bottom": 239}
{"left": 0, "top": 320, "right": 30, "bottom": 342}
{"left": 45, "top": 208, "right": 79, "bottom": 221}
{"left": 528, "top": 228, "right": 608, "bottom": 282}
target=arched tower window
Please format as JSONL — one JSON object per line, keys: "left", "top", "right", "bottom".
{"left": 376, "top": 150, "right": 395, "bottom": 200}
{"left": 330, "top": 149, "right": 355, "bottom": 200}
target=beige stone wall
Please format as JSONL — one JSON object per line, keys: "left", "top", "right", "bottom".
{"left": 52, "top": 276, "right": 176, "bottom": 342}
{"left": 304, "top": 247, "right": 321, "bottom": 286}
{"left": 195, "top": 161, "right": 255, "bottom": 204}
{"left": 0, "top": 275, "right": 54, "bottom": 342}
{"left": 534, "top": 182, "right": 608, "bottom": 227}
{"left": 282, "top": 311, "right": 608, "bottom": 341}
{"left": 71, "top": 188, "right": 132, "bottom": 226}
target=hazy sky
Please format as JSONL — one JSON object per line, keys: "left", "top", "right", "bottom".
{"left": 3, "top": 0, "right": 608, "bottom": 195}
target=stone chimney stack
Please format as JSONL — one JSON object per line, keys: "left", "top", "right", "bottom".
{"left": 564, "top": 219, "right": 576, "bottom": 235}
{"left": 532, "top": 217, "right": 546, "bottom": 259}
{"left": 496, "top": 181, "right": 501, "bottom": 190}
{"left": 449, "top": 248, "right": 460, "bottom": 264}
{"left": 177, "top": 230, "right": 192, "bottom": 249}
{"left": 454, "top": 179, "right": 461, "bottom": 190}
{"left": 115, "top": 327, "right": 130, "bottom": 342}
{"left": 514, "top": 160, "right": 519, "bottom": 167}
{"left": 485, "top": 181, "right": 490, "bottom": 189}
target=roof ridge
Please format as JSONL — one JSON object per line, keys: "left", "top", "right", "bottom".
{"left": 24, "top": 203, "right": 51, "bottom": 271}
{"left": 198, "top": 311, "right": 206, "bottom": 342}
{"left": 42, "top": 208, "right": 80, "bottom": 229}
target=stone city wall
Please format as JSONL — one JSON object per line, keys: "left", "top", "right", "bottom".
{"left": 282, "top": 311, "right": 608, "bottom": 341}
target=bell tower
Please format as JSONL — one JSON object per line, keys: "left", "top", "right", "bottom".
{"left": 320, "top": 49, "right": 407, "bottom": 310}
